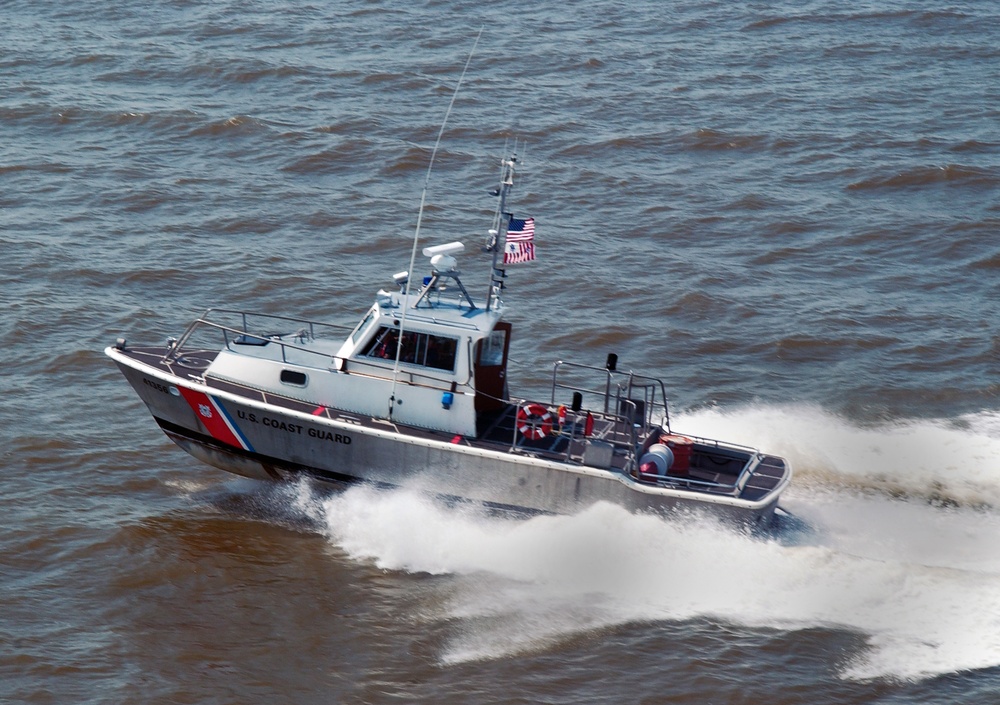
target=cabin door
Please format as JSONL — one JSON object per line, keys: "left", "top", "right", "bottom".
{"left": 474, "top": 321, "right": 511, "bottom": 413}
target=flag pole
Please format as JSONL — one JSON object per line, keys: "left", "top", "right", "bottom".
{"left": 485, "top": 150, "right": 516, "bottom": 311}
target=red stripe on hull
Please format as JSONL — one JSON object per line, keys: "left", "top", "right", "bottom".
{"left": 178, "top": 387, "right": 245, "bottom": 449}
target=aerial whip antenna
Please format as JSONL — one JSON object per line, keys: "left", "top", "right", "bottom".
{"left": 388, "top": 27, "right": 484, "bottom": 419}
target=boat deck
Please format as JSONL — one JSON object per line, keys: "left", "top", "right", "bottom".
{"left": 116, "top": 345, "right": 787, "bottom": 503}
{"left": 645, "top": 453, "right": 788, "bottom": 502}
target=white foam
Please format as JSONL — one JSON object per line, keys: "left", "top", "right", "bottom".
{"left": 277, "top": 404, "right": 1000, "bottom": 681}
{"left": 163, "top": 477, "right": 221, "bottom": 494}
{"left": 673, "top": 404, "right": 1000, "bottom": 507}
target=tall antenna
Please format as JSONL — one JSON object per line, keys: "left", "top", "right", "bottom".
{"left": 388, "top": 28, "right": 484, "bottom": 420}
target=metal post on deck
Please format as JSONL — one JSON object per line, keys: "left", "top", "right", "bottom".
{"left": 603, "top": 353, "right": 618, "bottom": 415}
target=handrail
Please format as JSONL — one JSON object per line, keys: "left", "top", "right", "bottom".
{"left": 665, "top": 434, "right": 761, "bottom": 457}
{"left": 201, "top": 307, "right": 355, "bottom": 334}
{"left": 636, "top": 468, "right": 744, "bottom": 497}
{"left": 498, "top": 391, "right": 640, "bottom": 471}
{"left": 332, "top": 352, "right": 474, "bottom": 389}
{"left": 166, "top": 313, "right": 473, "bottom": 389}
{"left": 167, "top": 317, "right": 332, "bottom": 366}
{"left": 388, "top": 309, "right": 483, "bottom": 332}
{"left": 550, "top": 360, "right": 672, "bottom": 431}
{"left": 167, "top": 308, "right": 352, "bottom": 361}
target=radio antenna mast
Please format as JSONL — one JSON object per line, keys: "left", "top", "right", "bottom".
{"left": 388, "top": 27, "right": 484, "bottom": 420}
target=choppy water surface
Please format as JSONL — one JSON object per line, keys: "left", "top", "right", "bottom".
{"left": 4, "top": 1, "right": 1000, "bottom": 702}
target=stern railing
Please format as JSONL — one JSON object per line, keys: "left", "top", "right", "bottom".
{"left": 635, "top": 451, "right": 764, "bottom": 498}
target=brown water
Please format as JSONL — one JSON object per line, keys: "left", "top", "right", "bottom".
{"left": 4, "top": 1, "right": 1000, "bottom": 702}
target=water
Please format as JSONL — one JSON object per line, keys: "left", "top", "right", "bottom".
{"left": 3, "top": 0, "right": 1000, "bottom": 702}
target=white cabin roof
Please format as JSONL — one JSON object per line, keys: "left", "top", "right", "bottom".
{"left": 335, "top": 263, "right": 504, "bottom": 361}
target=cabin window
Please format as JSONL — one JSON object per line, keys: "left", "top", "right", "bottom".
{"left": 479, "top": 328, "right": 507, "bottom": 366}
{"left": 360, "top": 325, "right": 458, "bottom": 372}
{"left": 280, "top": 369, "right": 308, "bottom": 386}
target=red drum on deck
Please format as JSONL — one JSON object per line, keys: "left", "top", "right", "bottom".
{"left": 660, "top": 434, "right": 694, "bottom": 473}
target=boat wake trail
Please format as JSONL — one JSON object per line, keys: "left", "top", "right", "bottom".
{"left": 676, "top": 404, "right": 1000, "bottom": 508}
{"left": 275, "top": 404, "right": 1000, "bottom": 682}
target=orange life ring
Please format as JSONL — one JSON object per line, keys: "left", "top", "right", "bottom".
{"left": 517, "top": 403, "right": 553, "bottom": 440}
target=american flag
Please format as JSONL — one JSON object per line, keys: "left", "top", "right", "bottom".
{"left": 506, "top": 217, "right": 535, "bottom": 242}
{"left": 503, "top": 216, "right": 535, "bottom": 264}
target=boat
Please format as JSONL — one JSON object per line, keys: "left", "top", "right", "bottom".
{"left": 105, "top": 151, "right": 791, "bottom": 526}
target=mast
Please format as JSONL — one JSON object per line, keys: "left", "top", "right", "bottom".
{"left": 484, "top": 152, "right": 517, "bottom": 312}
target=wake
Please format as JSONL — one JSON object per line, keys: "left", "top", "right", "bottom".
{"left": 210, "top": 403, "right": 1000, "bottom": 681}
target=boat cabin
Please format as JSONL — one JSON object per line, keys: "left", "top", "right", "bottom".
{"left": 196, "top": 242, "right": 510, "bottom": 438}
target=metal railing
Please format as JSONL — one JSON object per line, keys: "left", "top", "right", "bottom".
{"left": 166, "top": 308, "right": 352, "bottom": 363}
{"left": 499, "top": 393, "right": 640, "bottom": 471}
{"left": 550, "top": 361, "right": 672, "bottom": 431}
{"left": 164, "top": 308, "right": 471, "bottom": 393}
{"left": 636, "top": 468, "right": 740, "bottom": 496}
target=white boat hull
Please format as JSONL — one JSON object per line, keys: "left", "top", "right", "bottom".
{"left": 110, "top": 349, "right": 787, "bottom": 526}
